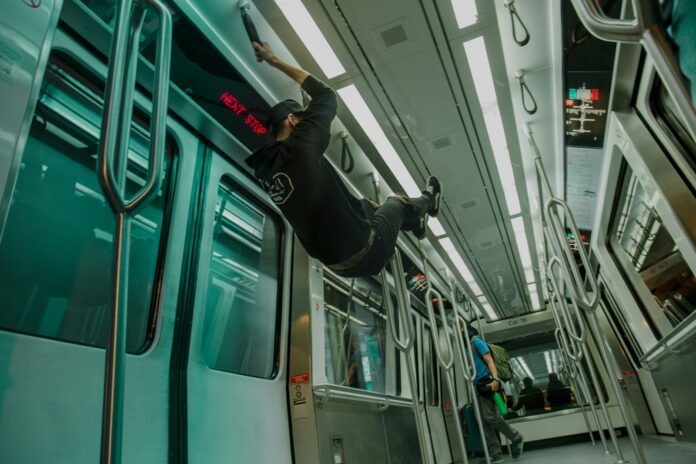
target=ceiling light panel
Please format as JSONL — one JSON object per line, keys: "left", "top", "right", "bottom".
{"left": 337, "top": 85, "right": 421, "bottom": 197}
{"left": 440, "top": 237, "right": 484, "bottom": 297}
{"left": 429, "top": 217, "right": 446, "bottom": 237}
{"left": 511, "top": 216, "right": 535, "bottom": 284}
{"left": 274, "top": 0, "right": 346, "bottom": 78}
{"left": 452, "top": 0, "right": 479, "bottom": 29}
{"left": 463, "top": 37, "right": 521, "bottom": 216}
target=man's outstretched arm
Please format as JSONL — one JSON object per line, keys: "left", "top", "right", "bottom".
{"left": 253, "top": 41, "right": 309, "bottom": 85}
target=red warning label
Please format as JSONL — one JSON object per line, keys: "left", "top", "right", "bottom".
{"left": 291, "top": 374, "right": 309, "bottom": 384}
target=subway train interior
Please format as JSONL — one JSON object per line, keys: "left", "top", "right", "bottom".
{"left": 1, "top": 0, "right": 695, "bottom": 463}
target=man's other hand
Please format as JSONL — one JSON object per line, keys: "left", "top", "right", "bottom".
{"left": 253, "top": 41, "right": 276, "bottom": 64}
{"left": 488, "top": 379, "right": 500, "bottom": 392}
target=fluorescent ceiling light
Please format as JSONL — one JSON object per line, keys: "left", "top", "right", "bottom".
{"left": 451, "top": 0, "right": 479, "bottom": 29}
{"left": 274, "top": 0, "right": 345, "bottom": 78}
{"left": 529, "top": 285, "right": 542, "bottom": 310}
{"left": 337, "top": 85, "right": 420, "bottom": 197}
{"left": 463, "top": 37, "right": 521, "bottom": 216}
{"left": 511, "top": 216, "right": 535, "bottom": 283}
{"left": 439, "top": 237, "right": 484, "bottom": 296}
{"left": 480, "top": 302, "right": 498, "bottom": 321}
{"left": 429, "top": 217, "right": 446, "bottom": 237}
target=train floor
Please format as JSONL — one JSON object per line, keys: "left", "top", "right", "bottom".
{"left": 509, "top": 435, "right": 696, "bottom": 464}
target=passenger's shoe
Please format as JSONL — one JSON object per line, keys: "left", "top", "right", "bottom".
{"left": 511, "top": 435, "right": 524, "bottom": 459}
{"left": 424, "top": 176, "right": 442, "bottom": 216}
{"left": 479, "top": 455, "right": 504, "bottom": 464}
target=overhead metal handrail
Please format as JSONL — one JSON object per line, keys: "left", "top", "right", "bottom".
{"left": 570, "top": 0, "right": 696, "bottom": 143}
{"left": 420, "top": 248, "right": 468, "bottom": 463}
{"left": 381, "top": 249, "right": 431, "bottom": 464}
{"left": 96, "top": 1, "right": 172, "bottom": 463}
{"left": 453, "top": 308, "right": 491, "bottom": 464}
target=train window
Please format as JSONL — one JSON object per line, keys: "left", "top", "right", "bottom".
{"left": 0, "top": 55, "right": 175, "bottom": 352}
{"left": 201, "top": 178, "right": 282, "bottom": 378}
{"left": 504, "top": 331, "right": 607, "bottom": 418}
{"left": 323, "top": 276, "right": 387, "bottom": 393}
{"left": 650, "top": 79, "right": 696, "bottom": 176}
{"left": 423, "top": 327, "right": 439, "bottom": 407}
{"left": 609, "top": 163, "right": 696, "bottom": 334}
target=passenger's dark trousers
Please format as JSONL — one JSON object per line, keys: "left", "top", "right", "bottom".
{"left": 338, "top": 195, "right": 432, "bottom": 277}
{"left": 479, "top": 392, "right": 521, "bottom": 457}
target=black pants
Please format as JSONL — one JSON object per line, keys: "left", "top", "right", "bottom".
{"left": 336, "top": 195, "right": 432, "bottom": 277}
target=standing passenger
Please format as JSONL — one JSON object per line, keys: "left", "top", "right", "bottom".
{"left": 246, "top": 41, "right": 442, "bottom": 278}
{"left": 467, "top": 324, "right": 524, "bottom": 463}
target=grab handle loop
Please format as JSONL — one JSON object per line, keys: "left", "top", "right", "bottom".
{"left": 504, "top": 0, "right": 530, "bottom": 46}
{"left": 516, "top": 70, "right": 537, "bottom": 115}
{"left": 340, "top": 132, "right": 355, "bottom": 173}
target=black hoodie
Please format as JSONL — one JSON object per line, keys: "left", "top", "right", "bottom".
{"left": 245, "top": 76, "right": 371, "bottom": 265}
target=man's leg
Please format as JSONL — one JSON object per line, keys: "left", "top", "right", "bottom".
{"left": 479, "top": 394, "right": 504, "bottom": 457}
{"left": 479, "top": 393, "right": 523, "bottom": 456}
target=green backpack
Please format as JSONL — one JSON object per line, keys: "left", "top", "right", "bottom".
{"left": 488, "top": 343, "right": 512, "bottom": 382}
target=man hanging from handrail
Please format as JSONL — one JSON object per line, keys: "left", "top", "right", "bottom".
{"left": 246, "top": 41, "right": 441, "bottom": 277}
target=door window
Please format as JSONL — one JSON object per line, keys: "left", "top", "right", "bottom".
{"left": 200, "top": 177, "right": 283, "bottom": 378}
{"left": 0, "top": 54, "right": 174, "bottom": 353}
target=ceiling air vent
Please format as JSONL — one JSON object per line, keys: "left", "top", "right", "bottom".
{"left": 431, "top": 135, "right": 452, "bottom": 150}
{"left": 461, "top": 198, "right": 479, "bottom": 210}
{"left": 380, "top": 23, "right": 409, "bottom": 48}
{"left": 479, "top": 240, "right": 495, "bottom": 250}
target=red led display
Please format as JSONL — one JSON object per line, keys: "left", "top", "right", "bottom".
{"left": 219, "top": 91, "right": 268, "bottom": 135}
{"left": 565, "top": 99, "right": 575, "bottom": 107}
{"left": 590, "top": 88, "right": 599, "bottom": 101}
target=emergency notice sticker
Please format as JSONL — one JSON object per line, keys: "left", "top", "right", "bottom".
{"left": 291, "top": 374, "right": 309, "bottom": 420}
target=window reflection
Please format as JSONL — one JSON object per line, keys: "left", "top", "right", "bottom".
{"left": 324, "top": 277, "right": 386, "bottom": 393}
{"left": 201, "top": 180, "right": 282, "bottom": 378}
{"left": 0, "top": 56, "right": 171, "bottom": 353}
{"left": 612, "top": 163, "right": 695, "bottom": 330}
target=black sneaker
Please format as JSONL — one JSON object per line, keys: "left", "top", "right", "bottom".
{"left": 424, "top": 176, "right": 442, "bottom": 216}
{"left": 511, "top": 435, "right": 524, "bottom": 459}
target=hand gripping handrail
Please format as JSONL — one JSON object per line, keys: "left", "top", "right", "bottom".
{"left": 570, "top": 0, "right": 696, "bottom": 145}
{"left": 96, "top": 1, "right": 172, "bottom": 464}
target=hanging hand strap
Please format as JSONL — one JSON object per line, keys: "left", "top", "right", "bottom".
{"left": 504, "top": 0, "right": 530, "bottom": 46}
{"left": 516, "top": 71, "right": 537, "bottom": 115}
{"left": 340, "top": 133, "right": 355, "bottom": 173}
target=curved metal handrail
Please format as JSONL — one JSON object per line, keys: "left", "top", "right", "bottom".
{"left": 96, "top": 1, "right": 172, "bottom": 463}
{"left": 424, "top": 286, "right": 455, "bottom": 370}
{"left": 381, "top": 250, "right": 414, "bottom": 353}
{"left": 569, "top": 0, "right": 644, "bottom": 42}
